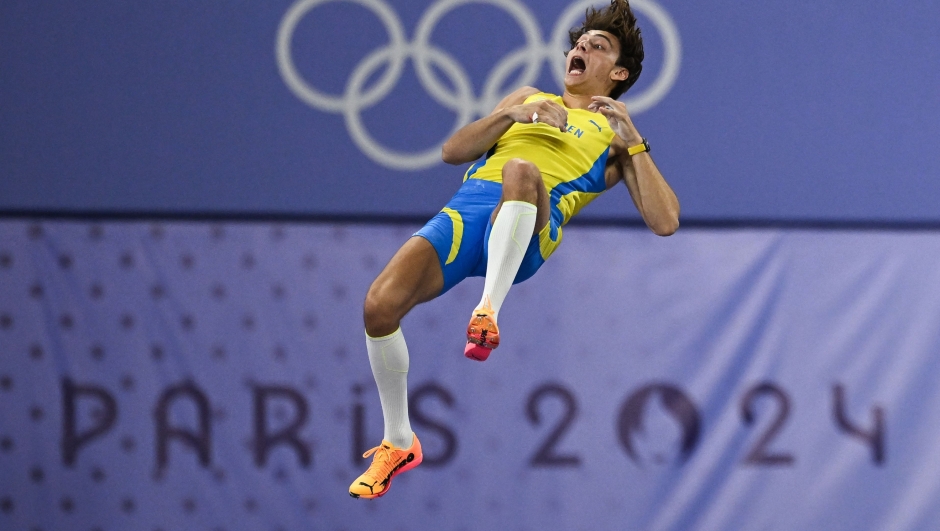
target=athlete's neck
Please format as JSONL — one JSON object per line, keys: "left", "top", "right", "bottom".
{"left": 562, "top": 90, "right": 601, "bottom": 110}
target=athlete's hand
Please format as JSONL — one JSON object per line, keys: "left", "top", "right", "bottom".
{"left": 507, "top": 99, "right": 568, "bottom": 132}
{"left": 588, "top": 96, "right": 642, "bottom": 145}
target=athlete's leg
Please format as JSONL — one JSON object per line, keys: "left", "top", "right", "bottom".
{"left": 466, "top": 158, "right": 551, "bottom": 360}
{"left": 364, "top": 235, "right": 443, "bottom": 338}
{"left": 363, "top": 236, "right": 442, "bottom": 447}
{"left": 489, "top": 158, "right": 551, "bottom": 235}
{"left": 350, "top": 236, "right": 441, "bottom": 499}
{"left": 483, "top": 158, "right": 551, "bottom": 317}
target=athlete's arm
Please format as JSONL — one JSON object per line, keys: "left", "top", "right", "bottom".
{"left": 441, "top": 86, "right": 567, "bottom": 165}
{"left": 592, "top": 96, "right": 680, "bottom": 236}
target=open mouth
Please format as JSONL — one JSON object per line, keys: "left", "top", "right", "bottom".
{"left": 568, "top": 56, "right": 586, "bottom": 76}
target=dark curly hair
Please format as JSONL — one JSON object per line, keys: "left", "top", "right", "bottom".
{"left": 568, "top": 0, "right": 644, "bottom": 99}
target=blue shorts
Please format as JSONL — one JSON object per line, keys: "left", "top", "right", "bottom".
{"left": 415, "top": 178, "right": 561, "bottom": 295}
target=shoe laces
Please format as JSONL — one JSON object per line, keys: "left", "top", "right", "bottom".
{"left": 361, "top": 444, "right": 395, "bottom": 481}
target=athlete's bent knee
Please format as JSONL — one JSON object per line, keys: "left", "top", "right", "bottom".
{"left": 502, "top": 158, "right": 541, "bottom": 199}
{"left": 503, "top": 158, "right": 539, "bottom": 180}
{"left": 363, "top": 285, "right": 401, "bottom": 337}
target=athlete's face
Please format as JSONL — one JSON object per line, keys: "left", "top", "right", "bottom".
{"left": 565, "top": 30, "right": 628, "bottom": 95}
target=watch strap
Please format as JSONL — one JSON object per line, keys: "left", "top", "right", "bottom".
{"left": 627, "top": 138, "right": 650, "bottom": 156}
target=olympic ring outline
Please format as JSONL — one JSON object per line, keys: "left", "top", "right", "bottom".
{"left": 276, "top": 0, "right": 681, "bottom": 170}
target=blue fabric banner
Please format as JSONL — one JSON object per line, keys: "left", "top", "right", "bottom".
{"left": 1, "top": 219, "right": 939, "bottom": 530}
{"left": 2, "top": 0, "right": 940, "bottom": 220}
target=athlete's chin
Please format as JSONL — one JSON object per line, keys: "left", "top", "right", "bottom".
{"left": 563, "top": 74, "right": 584, "bottom": 88}
{"left": 563, "top": 77, "right": 592, "bottom": 94}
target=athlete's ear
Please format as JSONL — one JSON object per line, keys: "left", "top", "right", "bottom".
{"left": 610, "top": 66, "right": 628, "bottom": 82}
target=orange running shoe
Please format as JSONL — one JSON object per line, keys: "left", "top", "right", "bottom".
{"left": 465, "top": 299, "right": 499, "bottom": 361}
{"left": 349, "top": 435, "right": 423, "bottom": 499}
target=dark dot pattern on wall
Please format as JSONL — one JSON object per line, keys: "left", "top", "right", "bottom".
{"left": 0, "top": 218, "right": 477, "bottom": 531}
{"left": 0, "top": 205, "right": 744, "bottom": 531}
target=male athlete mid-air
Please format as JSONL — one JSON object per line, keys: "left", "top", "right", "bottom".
{"left": 349, "top": 0, "right": 680, "bottom": 499}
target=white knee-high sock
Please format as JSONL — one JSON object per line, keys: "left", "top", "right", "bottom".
{"left": 366, "top": 328, "right": 413, "bottom": 449}
{"left": 478, "top": 200, "right": 538, "bottom": 321}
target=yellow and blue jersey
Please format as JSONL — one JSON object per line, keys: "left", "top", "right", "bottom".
{"left": 416, "top": 92, "right": 615, "bottom": 294}
{"left": 465, "top": 92, "right": 615, "bottom": 239}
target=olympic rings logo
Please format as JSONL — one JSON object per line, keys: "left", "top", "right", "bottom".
{"left": 276, "top": 0, "right": 681, "bottom": 170}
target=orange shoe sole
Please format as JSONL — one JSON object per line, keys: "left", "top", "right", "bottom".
{"left": 466, "top": 308, "right": 499, "bottom": 361}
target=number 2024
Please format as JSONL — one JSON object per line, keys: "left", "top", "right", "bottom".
{"left": 354, "top": 381, "right": 886, "bottom": 468}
